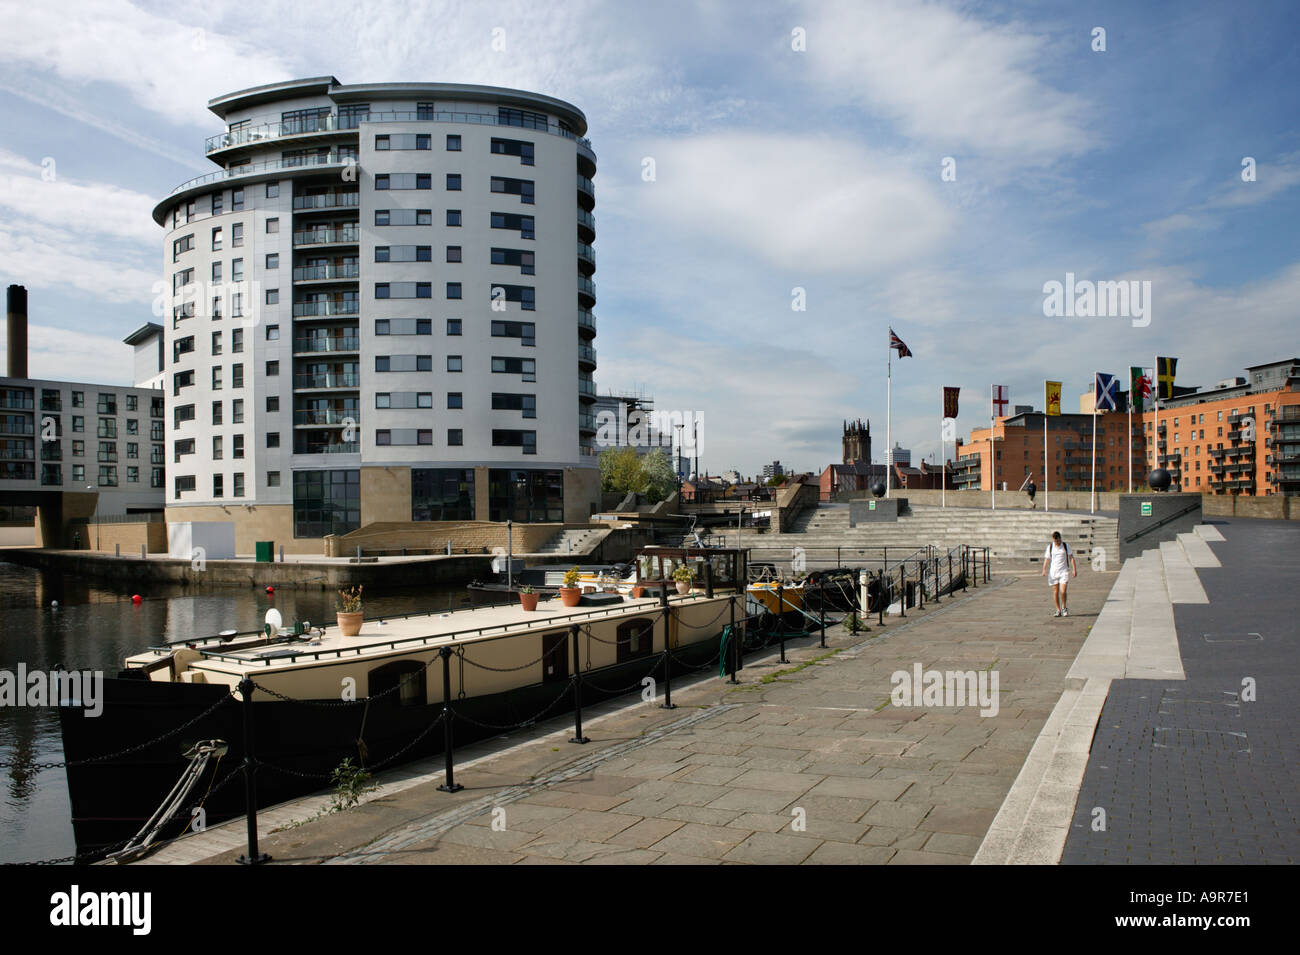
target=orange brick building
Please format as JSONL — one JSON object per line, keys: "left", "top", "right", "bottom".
{"left": 953, "top": 359, "right": 1300, "bottom": 497}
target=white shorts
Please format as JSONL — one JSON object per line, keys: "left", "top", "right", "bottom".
{"left": 1049, "top": 571, "right": 1070, "bottom": 586}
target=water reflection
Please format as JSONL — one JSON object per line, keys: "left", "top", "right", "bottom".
{"left": 0, "top": 560, "right": 469, "bottom": 863}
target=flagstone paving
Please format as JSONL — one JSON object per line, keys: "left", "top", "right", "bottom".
{"left": 159, "top": 565, "right": 1116, "bottom": 865}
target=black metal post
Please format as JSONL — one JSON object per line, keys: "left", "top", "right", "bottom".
{"left": 898, "top": 565, "right": 906, "bottom": 618}
{"left": 236, "top": 677, "right": 270, "bottom": 865}
{"left": 437, "top": 647, "right": 463, "bottom": 791}
{"left": 878, "top": 571, "right": 885, "bottom": 625}
{"left": 918, "top": 561, "right": 925, "bottom": 609}
{"left": 660, "top": 602, "right": 676, "bottom": 709}
{"left": 569, "top": 624, "right": 589, "bottom": 743}
{"left": 727, "top": 594, "right": 739, "bottom": 684}
{"left": 777, "top": 583, "right": 787, "bottom": 663}
{"left": 933, "top": 556, "right": 941, "bottom": 603}
{"left": 704, "top": 562, "right": 714, "bottom": 598}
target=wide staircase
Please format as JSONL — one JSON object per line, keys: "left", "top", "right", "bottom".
{"left": 711, "top": 503, "right": 1119, "bottom": 568}
{"left": 532, "top": 526, "right": 611, "bottom": 557}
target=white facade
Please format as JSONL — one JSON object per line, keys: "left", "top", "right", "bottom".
{"left": 156, "top": 78, "right": 597, "bottom": 534}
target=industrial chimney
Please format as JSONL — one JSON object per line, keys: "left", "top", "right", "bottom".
{"left": 6, "top": 284, "right": 27, "bottom": 379}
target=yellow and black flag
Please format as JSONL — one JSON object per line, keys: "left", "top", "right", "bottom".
{"left": 1045, "top": 380, "right": 1062, "bottom": 416}
{"left": 1156, "top": 356, "right": 1178, "bottom": 401}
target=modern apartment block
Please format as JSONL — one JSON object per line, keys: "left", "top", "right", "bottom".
{"left": 155, "top": 78, "right": 600, "bottom": 551}
{"left": 957, "top": 358, "right": 1300, "bottom": 496}
{"left": 1, "top": 286, "right": 166, "bottom": 534}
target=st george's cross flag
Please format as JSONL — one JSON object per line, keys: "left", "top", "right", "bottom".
{"left": 1095, "top": 372, "right": 1120, "bottom": 412}
{"left": 889, "top": 328, "right": 913, "bottom": 358}
{"left": 991, "top": 384, "right": 1010, "bottom": 418}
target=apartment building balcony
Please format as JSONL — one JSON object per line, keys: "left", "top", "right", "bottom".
{"left": 292, "top": 191, "right": 361, "bottom": 212}
{"left": 577, "top": 242, "right": 595, "bottom": 275}
{"left": 293, "top": 436, "right": 360, "bottom": 455}
{"left": 0, "top": 419, "right": 35, "bottom": 436}
{"left": 293, "top": 372, "right": 360, "bottom": 391}
{"left": 578, "top": 344, "right": 597, "bottom": 370}
{"left": 293, "top": 300, "right": 360, "bottom": 317}
{"left": 576, "top": 174, "right": 595, "bottom": 211}
{"left": 579, "top": 411, "right": 597, "bottom": 434}
{"left": 0, "top": 395, "right": 34, "bottom": 411}
{"left": 157, "top": 154, "right": 354, "bottom": 219}
{"left": 577, "top": 309, "right": 596, "bottom": 339}
{"left": 578, "top": 377, "right": 597, "bottom": 402}
{"left": 293, "top": 225, "right": 361, "bottom": 248}
{"left": 1227, "top": 429, "right": 1243, "bottom": 441}
{"left": 292, "top": 264, "right": 360, "bottom": 283}
{"left": 293, "top": 409, "right": 359, "bottom": 427}
{"left": 293, "top": 335, "right": 361, "bottom": 355}
{"left": 578, "top": 276, "right": 596, "bottom": 307}
{"left": 577, "top": 208, "right": 595, "bottom": 243}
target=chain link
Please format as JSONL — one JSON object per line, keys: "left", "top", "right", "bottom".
{"left": 449, "top": 680, "right": 573, "bottom": 731}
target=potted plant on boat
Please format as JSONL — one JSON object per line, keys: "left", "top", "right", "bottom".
{"left": 336, "top": 585, "right": 364, "bottom": 636}
{"left": 518, "top": 584, "right": 539, "bottom": 612}
{"left": 558, "top": 566, "right": 583, "bottom": 606}
{"left": 672, "top": 564, "right": 695, "bottom": 595}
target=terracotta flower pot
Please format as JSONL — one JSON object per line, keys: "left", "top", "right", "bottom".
{"left": 336, "top": 611, "right": 363, "bottom": 637}
{"left": 558, "top": 586, "right": 582, "bottom": 607}
{"left": 675, "top": 580, "right": 692, "bottom": 595}
{"left": 519, "top": 592, "right": 539, "bottom": 612}
{"left": 631, "top": 586, "right": 646, "bottom": 599}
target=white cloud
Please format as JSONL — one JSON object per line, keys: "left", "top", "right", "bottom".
{"left": 0, "top": 149, "right": 161, "bottom": 245}
{"left": 624, "top": 132, "right": 953, "bottom": 274}
{"left": 803, "top": 0, "right": 1094, "bottom": 166}
{"left": 0, "top": 321, "right": 135, "bottom": 385}
{"left": 0, "top": 226, "right": 157, "bottom": 304}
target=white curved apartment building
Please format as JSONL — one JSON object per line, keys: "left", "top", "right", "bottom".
{"left": 155, "top": 77, "right": 599, "bottom": 551}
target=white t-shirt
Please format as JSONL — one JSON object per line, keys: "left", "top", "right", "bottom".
{"left": 1044, "top": 541, "right": 1072, "bottom": 578}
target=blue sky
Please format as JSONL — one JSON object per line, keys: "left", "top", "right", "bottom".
{"left": 0, "top": 0, "right": 1297, "bottom": 476}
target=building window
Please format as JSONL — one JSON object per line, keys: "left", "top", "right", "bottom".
{"left": 233, "top": 399, "right": 244, "bottom": 424}
{"left": 232, "top": 258, "right": 243, "bottom": 281}
{"left": 446, "top": 246, "right": 462, "bottom": 263}
{"left": 211, "top": 193, "right": 223, "bottom": 215}
{"left": 267, "top": 395, "right": 279, "bottom": 412}
{"left": 446, "top": 209, "right": 461, "bottom": 226}
{"left": 493, "top": 430, "right": 537, "bottom": 454}
{"left": 446, "top": 319, "right": 461, "bottom": 336}
{"left": 266, "top": 288, "right": 279, "bottom": 305}
{"left": 411, "top": 468, "right": 474, "bottom": 520}
{"left": 233, "top": 364, "right": 244, "bottom": 388}
{"left": 446, "top": 282, "right": 462, "bottom": 299}
{"left": 174, "top": 475, "right": 195, "bottom": 497}
{"left": 266, "top": 360, "right": 279, "bottom": 376}
{"left": 266, "top": 253, "right": 279, "bottom": 269}
{"left": 267, "top": 432, "right": 280, "bottom": 448}
{"left": 211, "top": 367, "right": 222, "bottom": 390}
{"left": 447, "top": 392, "right": 463, "bottom": 409}
{"left": 266, "top": 324, "right": 280, "bottom": 340}
{"left": 212, "top": 227, "right": 222, "bottom": 250}
{"left": 212, "top": 400, "right": 223, "bottom": 425}
{"left": 447, "top": 356, "right": 462, "bottom": 372}
{"left": 232, "top": 188, "right": 244, "bottom": 211}
{"left": 446, "top": 173, "right": 462, "bottom": 190}
{"left": 490, "top": 176, "right": 535, "bottom": 204}
{"left": 488, "top": 468, "right": 563, "bottom": 522}
{"left": 212, "top": 435, "right": 223, "bottom": 460}
{"left": 448, "top": 428, "right": 463, "bottom": 446}
{"left": 213, "top": 474, "right": 224, "bottom": 497}
{"left": 233, "top": 434, "right": 244, "bottom": 459}
{"left": 266, "top": 217, "right": 279, "bottom": 234}
{"left": 232, "top": 223, "right": 243, "bottom": 247}
{"left": 446, "top": 134, "right": 461, "bottom": 151}
{"left": 266, "top": 182, "right": 279, "bottom": 198}
{"left": 268, "top": 471, "right": 280, "bottom": 487}
{"left": 234, "top": 473, "right": 245, "bottom": 497}
{"left": 293, "top": 469, "right": 361, "bottom": 538}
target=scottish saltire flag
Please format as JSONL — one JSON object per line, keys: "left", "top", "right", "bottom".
{"left": 1130, "top": 366, "right": 1152, "bottom": 412}
{"left": 1156, "top": 356, "right": 1178, "bottom": 401}
{"left": 991, "top": 384, "right": 1010, "bottom": 417}
{"left": 1095, "top": 372, "right": 1119, "bottom": 411}
{"left": 943, "top": 387, "right": 959, "bottom": 419}
{"left": 1045, "top": 380, "right": 1062, "bottom": 416}
{"left": 889, "top": 328, "right": 913, "bottom": 358}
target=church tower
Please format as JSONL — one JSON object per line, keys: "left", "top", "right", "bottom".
{"left": 842, "top": 418, "right": 871, "bottom": 465}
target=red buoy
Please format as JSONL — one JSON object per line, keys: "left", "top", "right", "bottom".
{"left": 131, "top": 594, "right": 142, "bottom": 604}
{"left": 266, "top": 586, "right": 275, "bottom": 595}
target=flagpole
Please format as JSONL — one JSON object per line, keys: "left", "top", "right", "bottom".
{"left": 990, "top": 386, "right": 996, "bottom": 511}
{"left": 1127, "top": 384, "right": 1132, "bottom": 494}
{"left": 1090, "top": 374, "right": 1098, "bottom": 514}
{"left": 940, "top": 392, "right": 946, "bottom": 509}
{"left": 1043, "top": 383, "right": 1049, "bottom": 513}
{"left": 886, "top": 343, "right": 892, "bottom": 499}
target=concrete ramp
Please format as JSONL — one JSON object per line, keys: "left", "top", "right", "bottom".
{"left": 1176, "top": 531, "right": 1220, "bottom": 568}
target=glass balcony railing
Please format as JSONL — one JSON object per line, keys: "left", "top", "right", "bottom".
{"left": 293, "top": 409, "right": 360, "bottom": 425}
{"left": 578, "top": 344, "right": 597, "bottom": 365}
{"left": 577, "top": 242, "right": 595, "bottom": 265}
{"left": 293, "top": 226, "right": 360, "bottom": 245}
{"left": 578, "top": 378, "right": 596, "bottom": 397}
{"left": 206, "top": 110, "right": 593, "bottom": 154}
{"left": 576, "top": 174, "right": 595, "bottom": 197}
{"left": 292, "top": 300, "right": 359, "bottom": 317}
{"left": 578, "top": 277, "right": 596, "bottom": 299}
{"left": 292, "top": 336, "right": 360, "bottom": 354}
{"left": 166, "top": 153, "right": 354, "bottom": 198}
{"left": 293, "top": 373, "right": 360, "bottom": 389}
{"left": 578, "top": 413, "right": 597, "bottom": 431}
{"left": 292, "top": 192, "right": 361, "bottom": 211}
{"left": 293, "top": 441, "right": 360, "bottom": 455}
{"left": 578, "top": 309, "right": 596, "bottom": 335}
{"left": 577, "top": 209, "right": 595, "bottom": 234}
{"left": 292, "top": 264, "right": 359, "bottom": 282}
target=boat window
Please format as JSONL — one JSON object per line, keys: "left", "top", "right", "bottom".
{"left": 616, "top": 618, "right": 655, "bottom": 662}
{"left": 368, "top": 660, "right": 427, "bottom": 706}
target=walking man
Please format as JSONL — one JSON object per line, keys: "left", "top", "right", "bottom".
{"left": 1040, "top": 530, "right": 1077, "bottom": 616}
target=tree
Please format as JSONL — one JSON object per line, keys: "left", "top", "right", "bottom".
{"left": 640, "top": 448, "right": 677, "bottom": 504}
{"left": 599, "top": 447, "right": 646, "bottom": 496}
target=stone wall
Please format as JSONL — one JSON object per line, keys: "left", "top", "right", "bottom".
{"left": 324, "top": 521, "right": 581, "bottom": 558}
{"left": 164, "top": 503, "right": 303, "bottom": 554}
{"left": 79, "top": 520, "right": 167, "bottom": 554}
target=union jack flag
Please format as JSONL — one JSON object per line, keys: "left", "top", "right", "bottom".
{"left": 889, "top": 328, "right": 912, "bottom": 358}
